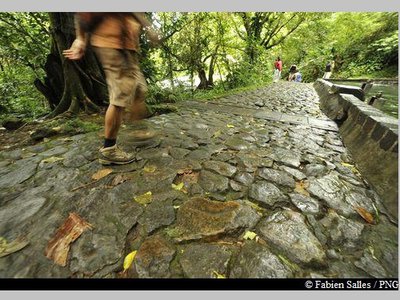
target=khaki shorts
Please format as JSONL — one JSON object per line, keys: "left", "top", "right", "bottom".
{"left": 93, "top": 47, "right": 148, "bottom": 109}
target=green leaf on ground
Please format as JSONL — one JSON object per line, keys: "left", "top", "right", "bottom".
{"left": 212, "top": 270, "right": 226, "bottom": 279}
{"left": 144, "top": 165, "right": 157, "bottom": 173}
{"left": 171, "top": 182, "right": 185, "bottom": 191}
{"left": 243, "top": 231, "right": 258, "bottom": 240}
{"left": 134, "top": 191, "right": 153, "bottom": 205}
{"left": 41, "top": 156, "right": 64, "bottom": 164}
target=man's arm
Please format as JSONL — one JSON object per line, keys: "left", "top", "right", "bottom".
{"left": 63, "top": 13, "right": 88, "bottom": 60}
{"left": 132, "top": 12, "right": 162, "bottom": 46}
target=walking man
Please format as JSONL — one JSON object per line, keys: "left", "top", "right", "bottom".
{"left": 63, "top": 12, "right": 160, "bottom": 165}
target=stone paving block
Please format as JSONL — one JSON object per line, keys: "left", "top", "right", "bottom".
{"left": 0, "top": 81, "right": 397, "bottom": 279}
{"left": 308, "top": 118, "right": 339, "bottom": 131}
{"left": 279, "top": 114, "right": 309, "bottom": 125}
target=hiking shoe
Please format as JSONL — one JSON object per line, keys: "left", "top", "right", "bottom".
{"left": 98, "top": 145, "right": 135, "bottom": 165}
{"left": 129, "top": 120, "right": 156, "bottom": 141}
{"left": 131, "top": 129, "right": 156, "bottom": 141}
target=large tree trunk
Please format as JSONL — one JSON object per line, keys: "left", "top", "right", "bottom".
{"left": 37, "top": 13, "right": 108, "bottom": 118}
{"left": 197, "top": 68, "right": 208, "bottom": 90}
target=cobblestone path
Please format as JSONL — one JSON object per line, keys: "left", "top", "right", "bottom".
{"left": 0, "top": 81, "right": 397, "bottom": 279}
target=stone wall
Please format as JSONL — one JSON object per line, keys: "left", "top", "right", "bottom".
{"left": 314, "top": 79, "right": 398, "bottom": 220}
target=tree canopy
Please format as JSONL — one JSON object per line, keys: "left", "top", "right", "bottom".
{"left": 0, "top": 12, "right": 398, "bottom": 119}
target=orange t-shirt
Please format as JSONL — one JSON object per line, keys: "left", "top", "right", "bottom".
{"left": 90, "top": 14, "right": 141, "bottom": 51}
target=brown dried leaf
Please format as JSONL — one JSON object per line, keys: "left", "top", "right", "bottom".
{"left": 110, "top": 174, "right": 130, "bottom": 187}
{"left": 45, "top": 213, "right": 93, "bottom": 266}
{"left": 92, "top": 168, "right": 113, "bottom": 181}
{"left": 177, "top": 168, "right": 192, "bottom": 175}
{"left": 182, "top": 171, "right": 199, "bottom": 184}
{"left": 294, "top": 180, "right": 310, "bottom": 197}
{"left": 354, "top": 206, "right": 374, "bottom": 224}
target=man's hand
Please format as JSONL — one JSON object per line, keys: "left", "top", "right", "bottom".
{"left": 63, "top": 39, "right": 86, "bottom": 60}
{"left": 145, "top": 28, "right": 162, "bottom": 47}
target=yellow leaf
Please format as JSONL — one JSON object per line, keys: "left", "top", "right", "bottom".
{"left": 212, "top": 130, "right": 222, "bottom": 138}
{"left": 341, "top": 162, "right": 360, "bottom": 174}
{"left": 41, "top": 156, "right": 64, "bottom": 164}
{"left": 294, "top": 180, "right": 310, "bottom": 197}
{"left": 172, "top": 182, "right": 184, "bottom": 191}
{"left": 134, "top": 191, "right": 153, "bottom": 205}
{"left": 92, "top": 168, "right": 113, "bottom": 181}
{"left": 212, "top": 270, "right": 226, "bottom": 279}
{"left": 107, "top": 174, "right": 130, "bottom": 188}
{"left": 144, "top": 165, "right": 157, "bottom": 173}
{"left": 341, "top": 162, "right": 354, "bottom": 168}
{"left": 226, "top": 124, "right": 235, "bottom": 128}
{"left": 123, "top": 250, "right": 137, "bottom": 271}
{"left": 173, "top": 205, "right": 180, "bottom": 209}
{"left": 52, "top": 126, "right": 62, "bottom": 132}
{"left": 243, "top": 231, "right": 258, "bottom": 240}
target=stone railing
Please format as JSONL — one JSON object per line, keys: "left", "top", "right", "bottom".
{"left": 327, "top": 78, "right": 398, "bottom": 85}
{"left": 314, "top": 79, "right": 398, "bottom": 221}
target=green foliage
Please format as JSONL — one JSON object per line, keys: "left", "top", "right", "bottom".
{"left": 0, "top": 13, "right": 50, "bottom": 118}
{"left": 40, "top": 118, "right": 101, "bottom": 136}
{"left": 279, "top": 12, "right": 398, "bottom": 81}
{"left": 0, "top": 11, "right": 398, "bottom": 120}
{"left": 0, "top": 65, "right": 48, "bottom": 118}
{"left": 63, "top": 119, "right": 101, "bottom": 134}
{"left": 226, "top": 60, "right": 272, "bottom": 88}
{"left": 148, "top": 103, "right": 178, "bottom": 115}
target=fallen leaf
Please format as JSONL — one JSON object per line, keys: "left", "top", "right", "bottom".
{"left": 226, "top": 124, "right": 235, "bottom": 128}
{"left": 52, "top": 126, "right": 62, "bottom": 132}
{"left": 107, "top": 174, "right": 130, "bottom": 188}
{"left": 0, "top": 236, "right": 30, "bottom": 258}
{"left": 92, "top": 168, "right": 113, "bottom": 181}
{"left": 244, "top": 200, "right": 266, "bottom": 214}
{"left": 341, "top": 162, "right": 360, "bottom": 174}
{"left": 123, "top": 250, "right": 137, "bottom": 271}
{"left": 212, "top": 130, "right": 222, "bottom": 138}
{"left": 354, "top": 206, "right": 374, "bottom": 224}
{"left": 181, "top": 171, "right": 199, "bottom": 184}
{"left": 45, "top": 213, "right": 93, "bottom": 266}
{"left": 41, "top": 156, "right": 64, "bottom": 164}
{"left": 172, "top": 182, "right": 184, "bottom": 191}
{"left": 173, "top": 205, "right": 180, "bottom": 209}
{"left": 134, "top": 191, "right": 153, "bottom": 205}
{"left": 341, "top": 162, "right": 353, "bottom": 168}
{"left": 294, "top": 180, "right": 310, "bottom": 197}
{"left": 144, "top": 165, "right": 157, "bottom": 173}
{"left": 61, "top": 137, "right": 73, "bottom": 142}
{"left": 212, "top": 270, "right": 226, "bottom": 279}
{"left": 243, "top": 231, "right": 258, "bottom": 240}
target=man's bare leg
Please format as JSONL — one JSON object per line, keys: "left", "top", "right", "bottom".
{"left": 99, "top": 104, "right": 134, "bottom": 165}
{"left": 104, "top": 104, "right": 124, "bottom": 141}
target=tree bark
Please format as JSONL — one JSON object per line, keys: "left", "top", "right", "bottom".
{"left": 197, "top": 68, "right": 208, "bottom": 89}
{"left": 39, "top": 13, "right": 108, "bottom": 118}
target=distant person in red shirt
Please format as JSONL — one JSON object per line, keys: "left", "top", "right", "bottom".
{"left": 273, "top": 57, "right": 283, "bottom": 82}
